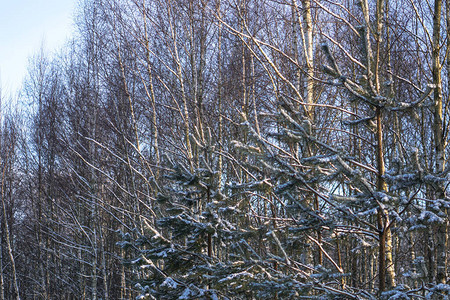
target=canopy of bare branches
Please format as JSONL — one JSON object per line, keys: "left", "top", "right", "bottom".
{"left": 0, "top": 0, "right": 449, "bottom": 299}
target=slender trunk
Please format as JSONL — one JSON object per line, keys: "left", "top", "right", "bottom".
{"left": 251, "top": 55, "right": 260, "bottom": 135}
{"left": 217, "top": 0, "right": 223, "bottom": 190}
{"left": 351, "top": 239, "right": 358, "bottom": 287}
{"left": 314, "top": 195, "right": 322, "bottom": 265}
{"left": 241, "top": 0, "right": 248, "bottom": 121}
{"left": 271, "top": 194, "right": 278, "bottom": 271}
{"left": 299, "top": 0, "right": 316, "bottom": 267}
{"left": 45, "top": 217, "right": 51, "bottom": 297}
{"left": 0, "top": 212, "right": 4, "bottom": 300}
{"left": 100, "top": 205, "right": 109, "bottom": 300}
{"left": 385, "top": 221, "right": 395, "bottom": 288}
{"left": 432, "top": 0, "right": 447, "bottom": 285}
{"left": 80, "top": 239, "right": 86, "bottom": 299}
{"left": 37, "top": 91, "right": 48, "bottom": 299}
{"left": 91, "top": 196, "right": 98, "bottom": 299}
{"left": 0, "top": 96, "right": 3, "bottom": 300}
{"left": 1, "top": 156, "right": 19, "bottom": 300}
{"left": 142, "top": 0, "right": 160, "bottom": 180}
{"left": 92, "top": 240, "right": 98, "bottom": 300}
{"left": 292, "top": 0, "right": 301, "bottom": 97}
{"left": 302, "top": 0, "right": 314, "bottom": 116}
{"left": 120, "top": 247, "right": 126, "bottom": 300}
{"left": 408, "top": 211, "right": 418, "bottom": 288}
{"left": 196, "top": 1, "right": 207, "bottom": 144}
{"left": 90, "top": 55, "right": 99, "bottom": 300}
{"left": 378, "top": 216, "right": 386, "bottom": 293}
{"left": 335, "top": 239, "right": 344, "bottom": 287}
{"left": 207, "top": 187, "right": 212, "bottom": 258}
{"left": 376, "top": 106, "right": 396, "bottom": 292}
{"left": 373, "top": 0, "right": 395, "bottom": 290}
{"left": 370, "top": 249, "right": 376, "bottom": 292}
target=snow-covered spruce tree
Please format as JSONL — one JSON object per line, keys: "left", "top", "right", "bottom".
{"left": 319, "top": 4, "right": 450, "bottom": 296}
{"left": 119, "top": 127, "right": 305, "bottom": 299}
{"left": 229, "top": 44, "right": 450, "bottom": 299}
{"left": 119, "top": 141, "right": 218, "bottom": 298}
{"left": 228, "top": 110, "right": 358, "bottom": 299}
{"left": 118, "top": 126, "right": 260, "bottom": 299}
{"left": 222, "top": 2, "right": 450, "bottom": 298}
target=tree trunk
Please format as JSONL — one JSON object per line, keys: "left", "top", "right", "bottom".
{"left": 1, "top": 157, "right": 19, "bottom": 300}
{"left": 0, "top": 213, "right": 4, "bottom": 300}
{"left": 432, "top": 0, "right": 447, "bottom": 286}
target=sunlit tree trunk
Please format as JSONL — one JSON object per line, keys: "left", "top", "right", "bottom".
{"left": 302, "top": 0, "right": 314, "bottom": 116}
{"left": 360, "top": 0, "right": 396, "bottom": 291}
{"left": 432, "top": 0, "right": 447, "bottom": 286}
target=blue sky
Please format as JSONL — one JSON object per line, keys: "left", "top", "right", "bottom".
{"left": 0, "top": 0, "right": 76, "bottom": 97}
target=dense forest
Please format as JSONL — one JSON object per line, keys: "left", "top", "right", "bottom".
{"left": 1, "top": 0, "right": 450, "bottom": 299}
